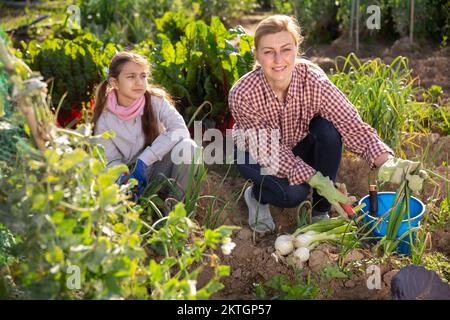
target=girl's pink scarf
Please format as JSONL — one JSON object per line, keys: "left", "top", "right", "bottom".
{"left": 106, "top": 89, "right": 145, "bottom": 121}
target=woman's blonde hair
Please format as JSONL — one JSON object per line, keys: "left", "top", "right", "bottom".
{"left": 92, "top": 51, "right": 172, "bottom": 148}
{"left": 254, "top": 15, "right": 304, "bottom": 51}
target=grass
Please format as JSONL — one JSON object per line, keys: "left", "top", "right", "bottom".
{"left": 201, "top": 170, "right": 247, "bottom": 229}
{"left": 330, "top": 54, "right": 420, "bottom": 154}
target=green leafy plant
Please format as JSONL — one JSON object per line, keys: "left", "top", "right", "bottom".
{"left": 428, "top": 164, "right": 450, "bottom": 229}
{"left": 146, "top": 203, "right": 237, "bottom": 299}
{"left": 294, "top": 0, "right": 340, "bottom": 42}
{"left": 0, "top": 45, "right": 9, "bottom": 118}
{"left": 254, "top": 272, "right": 320, "bottom": 300}
{"left": 0, "top": 222, "right": 19, "bottom": 299}
{"left": 336, "top": 0, "right": 450, "bottom": 42}
{"left": 20, "top": 32, "right": 118, "bottom": 127}
{"left": 271, "top": 0, "right": 293, "bottom": 15}
{"left": 0, "top": 224, "right": 16, "bottom": 268}
{"left": 433, "top": 198, "right": 450, "bottom": 228}
{"left": 320, "top": 265, "right": 350, "bottom": 282}
{"left": 137, "top": 144, "right": 207, "bottom": 221}
{"left": 144, "top": 15, "right": 254, "bottom": 131}
{"left": 154, "top": 11, "right": 195, "bottom": 44}
{"left": 405, "top": 100, "right": 450, "bottom": 136}
{"left": 387, "top": 0, "right": 450, "bottom": 41}
{"left": 270, "top": 0, "right": 450, "bottom": 43}
{"left": 186, "top": 0, "right": 257, "bottom": 22}
{"left": 78, "top": 0, "right": 256, "bottom": 44}
{"left": 421, "top": 252, "right": 450, "bottom": 283}
{"left": 337, "top": 0, "right": 396, "bottom": 40}
{"left": 423, "top": 85, "right": 444, "bottom": 105}
{"left": 78, "top": 0, "right": 172, "bottom": 44}
{"left": 441, "top": 35, "right": 448, "bottom": 48}
{"left": 0, "top": 124, "right": 149, "bottom": 299}
{"left": 0, "top": 39, "right": 234, "bottom": 299}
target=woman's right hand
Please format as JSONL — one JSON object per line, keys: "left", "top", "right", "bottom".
{"left": 307, "top": 172, "right": 355, "bottom": 218}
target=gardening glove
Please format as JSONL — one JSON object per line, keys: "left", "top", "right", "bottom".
{"left": 335, "top": 182, "right": 357, "bottom": 204}
{"left": 378, "top": 156, "right": 427, "bottom": 192}
{"left": 129, "top": 159, "right": 148, "bottom": 197}
{"left": 116, "top": 171, "right": 130, "bottom": 185}
{"left": 405, "top": 170, "right": 429, "bottom": 193}
{"left": 307, "top": 172, "right": 355, "bottom": 218}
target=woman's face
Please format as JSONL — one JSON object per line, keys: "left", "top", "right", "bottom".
{"left": 110, "top": 61, "right": 149, "bottom": 106}
{"left": 255, "top": 31, "right": 297, "bottom": 91}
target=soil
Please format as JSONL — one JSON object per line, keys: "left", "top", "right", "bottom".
{"left": 432, "top": 226, "right": 450, "bottom": 257}
{"left": 197, "top": 12, "right": 450, "bottom": 299}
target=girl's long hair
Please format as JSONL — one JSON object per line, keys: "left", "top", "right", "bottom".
{"left": 92, "top": 51, "right": 173, "bottom": 148}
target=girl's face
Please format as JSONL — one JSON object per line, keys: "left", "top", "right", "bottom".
{"left": 110, "top": 61, "right": 149, "bottom": 106}
{"left": 254, "top": 31, "right": 297, "bottom": 92}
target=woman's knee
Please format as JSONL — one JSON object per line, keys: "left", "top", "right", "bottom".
{"left": 234, "top": 149, "right": 265, "bottom": 182}
{"left": 279, "top": 184, "right": 310, "bottom": 208}
{"left": 309, "top": 117, "right": 342, "bottom": 146}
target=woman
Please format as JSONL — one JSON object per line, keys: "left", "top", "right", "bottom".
{"left": 229, "top": 15, "right": 423, "bottom": 233}
{"left": 92, "top": 51, "right": 200, "bottom": 201}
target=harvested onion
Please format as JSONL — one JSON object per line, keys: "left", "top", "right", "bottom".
{"left": 274, "top": 235, "right": 294, "bottom": 256}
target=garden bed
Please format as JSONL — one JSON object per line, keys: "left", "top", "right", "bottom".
{"left": 1, "top": 4, "right": 449, "bottom": 300}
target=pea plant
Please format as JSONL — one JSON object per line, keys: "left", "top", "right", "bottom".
{"left": 141, "top": 14, "right": 254, "bottom": 131}
{"left": 0, "top": 37, "right": 236, "bottom": 299}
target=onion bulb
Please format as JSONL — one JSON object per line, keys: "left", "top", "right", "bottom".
{"left": 274, "top": 235, "right": 294, "bottom": 255}
{"left": 294, "top": 234, "right": 314, "bottom": 248}
{"left": 293, "top": 247, "right": 310, "bottom": 262}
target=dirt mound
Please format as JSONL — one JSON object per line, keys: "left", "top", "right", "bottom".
{"left": 432, "top": 226, "right": 450, "bottom": 257}
{"left": 337, "top": 153, "right": 371, "bottom": 198}
{"left": 381, "top": 37, "right": 423, "bottom": 60}
{"left": 413, "top": 52, "right": 450, "bottom": 101}
{"left": 210, "top": 230, "right": 295, "bottom": 299}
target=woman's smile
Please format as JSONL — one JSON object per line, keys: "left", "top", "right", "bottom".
{"left": 272, "top": 66, "right": 287, "bottom": 72}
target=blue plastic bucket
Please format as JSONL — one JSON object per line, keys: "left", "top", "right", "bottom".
{"left": 358, "top": 192, "right": 425, "bottom": 255}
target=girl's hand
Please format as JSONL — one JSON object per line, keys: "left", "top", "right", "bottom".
{"left": 117, "top": 171, "right": 130, "bottom": 185}
{"left": 130, "top": 160, "right": 148, "bottom": 196}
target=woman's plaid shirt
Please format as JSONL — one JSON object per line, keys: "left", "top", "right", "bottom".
{"left": 229, "top": 61, "right": 394, "bottom": 185}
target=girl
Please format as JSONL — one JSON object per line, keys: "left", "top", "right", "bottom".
{"left": 92, "top": 51, "right": 200, "bottom": 200}
{"left": 230, "top": 15, "right": 423, "bottom": 233}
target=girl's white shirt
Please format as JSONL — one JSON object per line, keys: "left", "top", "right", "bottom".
{"left": 95, "top": 94, "right": 190, "bottom": 168}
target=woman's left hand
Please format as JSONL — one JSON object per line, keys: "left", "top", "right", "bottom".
{"left": 378, "top": 156, "right": 420, "bottom": 184}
